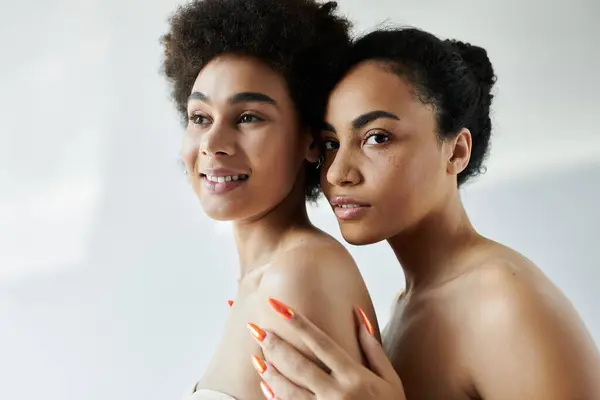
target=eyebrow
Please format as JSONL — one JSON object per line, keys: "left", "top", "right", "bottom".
{"left": 321, "top": 110, "right": 401, "bottom": 134}
{"left": 351, "top": 110, "right": 400, "bottom": 130}
{"left": 187, "top": 91, "right": 277, "bottom": 106}
{"left": 322, "top": 122, "right": 336, "bottom": 133}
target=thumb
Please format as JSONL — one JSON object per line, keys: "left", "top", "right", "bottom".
{"left": 354, "top": 307, "right": 402, "bottom": 385}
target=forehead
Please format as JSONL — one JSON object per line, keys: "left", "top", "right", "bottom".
{"left": 191, "top": 54, "right": 288, "bottom": 98}
{"left": 326, "top": 61, "right": 422, "bottom": 122}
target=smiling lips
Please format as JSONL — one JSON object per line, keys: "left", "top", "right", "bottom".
{"left": 199, "top": 168, "right": 249, "bottom": 195}
{"left": 204, "top": 174, "right": 248, "bottom": 183}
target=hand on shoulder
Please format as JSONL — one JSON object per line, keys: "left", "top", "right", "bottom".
{"left": 255, "top": 241, "right": 379, "bottom": 365}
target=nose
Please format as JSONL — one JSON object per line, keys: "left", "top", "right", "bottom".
{"left": 325, "top": 145, "right": 362, "bottom": 187}
{"left": 199, "top": 122, "right": 236, "bottom": 157}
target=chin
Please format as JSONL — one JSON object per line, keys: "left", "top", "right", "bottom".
{"left": 203, "top": 211, "right": 236, "bottom": 222}
{"left": 200, "top": 196, "right": 278, "bottom": 223}
{"left": 200, "top": 198, "right": 246, "bottom": 222}
{"left": 339, "top": 225, "right": 386, "bottom": 246}
{"left": 202, "top": 209, "right": 237, "bottom": 221}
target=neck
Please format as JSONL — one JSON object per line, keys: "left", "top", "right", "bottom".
{"left": 232, "top": 182, "right": 312, "bottom": 277}
{"left": 388, "top": 190, "right": 480, "bottom": 293}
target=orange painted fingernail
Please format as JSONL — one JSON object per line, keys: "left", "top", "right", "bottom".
{"left": 247, "top": 323, "right": 266, "bottom": 342}
{"left": 268, "top": 298, "right": 294, "bottom": 320}
{"left": 260, "top": 381, "right": 275, "bottom": 399}
{"left": 251, "top": 354, "right": 267, "bottom": 374}
{"left": 227, "top": 300, "right": 234, "bottom": 307}
{"left": 356, "top": 305, "right": 374, "bottom": 336}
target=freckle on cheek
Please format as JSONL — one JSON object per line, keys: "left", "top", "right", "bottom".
{"left": 386, "top": 153, "right": 404, "bottom": 168}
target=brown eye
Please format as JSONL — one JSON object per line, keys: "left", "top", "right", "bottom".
{"left": 190, "top": 114, "right": 211, "bottom": 125}
{"left": 238, "top": 113, "right": 263, "bottom": 124}
{"left": 323, "top": 139, "right": 339, "bottom": 151}
{"left": 365, "top": 133, "right": 389, "bottom": 145}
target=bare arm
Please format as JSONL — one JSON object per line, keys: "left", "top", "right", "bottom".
{"left": 254, "top": 243, "right": 379, "bottom": 368}
{"left": 466, "top": 264, "right": 600, "bottom": 399}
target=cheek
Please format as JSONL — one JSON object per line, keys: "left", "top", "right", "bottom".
{"left": 374, "top": 145, "right": 443, "bottom": 205}
{"left": 378, "top": 155, "right": 416, "bottom": 200}
{"left": 247, "top": 129, "right": 302, "bottom": 177}
{"left": 180, "top": 133, "right": 198, "bottom": 172}
{"left": 399, "top": 151, "right": 436, "bottom": 189}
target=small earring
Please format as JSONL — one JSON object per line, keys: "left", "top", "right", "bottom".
{"left": 316, "top": 155, "right": 324, "bottom": 170}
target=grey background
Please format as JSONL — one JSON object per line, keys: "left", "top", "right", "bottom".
{"left": 0, "top": 0, "right": 598, "bottom": 399}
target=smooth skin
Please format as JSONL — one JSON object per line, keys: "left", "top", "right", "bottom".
{"left": 183, "top": 55, "right": 378, "bottom": 400}
{"left": 251, "top": 61, "right": 600, "bottom": 399}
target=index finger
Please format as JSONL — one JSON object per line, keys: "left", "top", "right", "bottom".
{"left": 267, "top": 298, "right": 356, "bottom": 375}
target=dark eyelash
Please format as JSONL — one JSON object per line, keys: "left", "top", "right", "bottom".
{"left": 189, "top": 113, "right": 211, "bottom": 125}
{"left": 187, "top": 113, "right": 264, "bottom": 125}
{"left": 364, "top": 131, "right": 390, "bottom": 145}
{"left": 365, "top": 130, "right": 388, "bottom": 138}
{"left": 238, "top": 113, "right": 264, "bottom": 123}
{"left": 322, "top": 138, "right": 340, "bottom": 150}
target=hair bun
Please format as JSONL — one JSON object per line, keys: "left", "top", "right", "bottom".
{"left": 445, "top": 39, "right": 496, "bottom": 88}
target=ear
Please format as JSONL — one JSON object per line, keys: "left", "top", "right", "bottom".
{"left": 302, "top": 130, "right": 320, "bottom": 164}
{"left": 446, "top": 128, "right": 471, "bottom": 176}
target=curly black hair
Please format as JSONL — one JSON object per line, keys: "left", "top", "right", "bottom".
{"left": 160, "top": 0, "right": 352, "bottom": 201}
{"left": 349, "top": 28, "right": 497, "bottom": 186}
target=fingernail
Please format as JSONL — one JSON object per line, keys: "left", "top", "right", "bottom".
{"left": 260, "top": 381, "right": 275, "bottom": 399}
{"left": 268, "top": 298, "right": 294, "bottom": 320}
{"left": 247, "top": 322, "right": 266, "bottom": 342}
{"left": 227, "top": 300, "right": 234, "bottom": 307}
{"left": 251, "top": 354, "right": 267, "bottom": 374}
{"left": 356, "top": 305, "right": 374, "bottom": 336}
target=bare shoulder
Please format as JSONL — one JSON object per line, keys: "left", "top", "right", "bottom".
{"left": 255, "top": 229, "right": 378, "bottom": 364}
{"left": 459, "top": 241, "right": 553, "bottom": 305}
{"left": 457, "top": 240, "right": 600, "bottom": 399}
{"left": 460, "top": 240, "right": 581, "bottom": 326}
{"left": 263, "top": 230, "right": 364, "bottom": 291}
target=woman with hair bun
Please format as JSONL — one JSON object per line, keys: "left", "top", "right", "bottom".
{"left": 253, "top": 28, "right": 600, "bottom": 400}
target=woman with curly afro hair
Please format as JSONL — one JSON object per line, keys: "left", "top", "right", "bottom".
{"left": 161, "top": 0, "right": 379, "bottom": 399}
